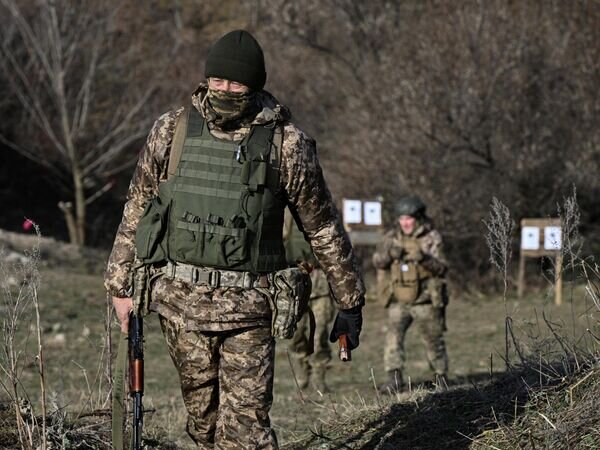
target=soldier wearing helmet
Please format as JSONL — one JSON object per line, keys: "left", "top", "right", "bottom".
{"left": 372, "top": 195, "right": 449, "bottom": 392}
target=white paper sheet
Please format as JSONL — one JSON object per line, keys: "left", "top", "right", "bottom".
{"left": 544, "top": 226, "right": 562, "bottom": 250}
{"left": 363, "top": 201, "right": 382, "bottom": 226}
{"left": 521, "top": 226, "right": 540, "bottom": 250}
{"left": 343, "top": 199, "right": 362, "bottom": 224}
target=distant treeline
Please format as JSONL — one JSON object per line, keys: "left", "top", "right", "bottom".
{"left": 1, "top": 0, "right": 598, "bottom": 289}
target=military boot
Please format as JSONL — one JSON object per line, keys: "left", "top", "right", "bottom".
{"left": 378, "top": 369, "right": 404, "bottom": 394}
{"left": 294, "top": 358, "right": 310, "bottom": 389}
{"left": 433, "top": 373, "right": 449, "bottom": 392}
{"left": 311, "top": 367, "right": 331, "bottom": 394}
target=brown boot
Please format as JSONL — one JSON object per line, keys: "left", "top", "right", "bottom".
{"left": 311, "top": 367, "right": 331, "bottom": 394}
{"left": 378, "top": 369, "right": 404, "bottom": 394}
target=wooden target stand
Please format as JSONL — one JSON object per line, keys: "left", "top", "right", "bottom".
{"left": 342, "top": 198, "right": 385, "bottom": 246}
{"left": 517, "top": 218, "right": 563, "bottom": 305}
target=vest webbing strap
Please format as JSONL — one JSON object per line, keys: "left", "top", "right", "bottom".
{"left": 184, "top": 138, "right": 237, "bottom": 151}
{"left": 178, "top": 153, "right": 237, "bottom": 167}
{"left": 168, "top": 105, "right": 282, "bottom": 181}
{"left": 168, "top": 107, "right": 190, "bottom": 178}
{"left": 173, "top": 182, "right": 242, "bottom": 199}
{"left": 176, "top": 221, "right": 245, "bottom": 237}
{"left": 177, "top": 168, "right": 239, "bottom": 185}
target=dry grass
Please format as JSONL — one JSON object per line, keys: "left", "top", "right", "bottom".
{"left": 1, "top": 212, "right": 599, "bottom": 449}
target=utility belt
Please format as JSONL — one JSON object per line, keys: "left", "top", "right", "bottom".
{"left": 165, "top": 261, "right": 271, "bottom": 289}
{"left": 162, "top": 261, "right": 312, "bottom": 342}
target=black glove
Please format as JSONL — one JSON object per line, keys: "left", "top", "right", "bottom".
{"left": 329, "top": 305, "right": 363, "bottom": 350}
{"left": 421, "top": 255, "right": 447, "bottom": 276}
{"left": 388, "top": 246, "right": 405, "bottom": 260}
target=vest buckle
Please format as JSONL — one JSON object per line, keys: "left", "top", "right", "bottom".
{"left": 209, "top": 270, "right": 221, "bottom": 288}
{"left": 190, "top": 267, "right": 199, "bottom": 284}
{"left": 235, "top": 145, "right": 246, "bottom": 163}
{"left": 240, "top": 272, "right": 254, "bottom": 289}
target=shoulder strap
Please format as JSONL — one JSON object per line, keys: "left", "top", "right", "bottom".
{"left": 167, "top": 106, "right": 191, "bottom": 179}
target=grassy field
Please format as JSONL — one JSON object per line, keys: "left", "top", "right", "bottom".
{"left": 1, "top": 264, "right": 598, "bottom": 449}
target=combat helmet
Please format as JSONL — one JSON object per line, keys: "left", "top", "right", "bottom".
{"left": 394, "top": 195, "right": 426, "bottom": 217}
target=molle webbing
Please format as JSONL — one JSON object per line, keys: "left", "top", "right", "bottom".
{"left": 174, "top": 109, "right": 244, "bottom": 200}
{"left": 163, "top": 106, "right": 287, "bottom": 272}
{"left": 172, "top": 109, "right": 276, "bottom": 198}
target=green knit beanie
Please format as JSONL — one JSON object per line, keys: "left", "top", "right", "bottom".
{"left": 205, "top": 30, "right": 266, "bottom": 91}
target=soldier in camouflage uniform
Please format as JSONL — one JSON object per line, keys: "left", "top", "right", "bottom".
{"left": 283, "top": 210, "right": 335, "bottom": 393}
{"left": 372, "top": 196, "right": 449, "bottom": 392}
{"left": 105, "top": 30, "right": 364, "bottom": 449}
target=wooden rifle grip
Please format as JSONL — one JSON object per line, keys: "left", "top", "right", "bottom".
{"left": 130, "top": 359, "right": 144, "bottom": 393}
{"left": 339, "top": 334, "right": 351, "bottom": 362}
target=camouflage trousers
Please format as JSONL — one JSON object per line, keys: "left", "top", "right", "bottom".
{"left": 159, "top": 315, "right": 277, "bottom": 449}
{"left": 384, "top": 302, "right": 448, "bottom": 376}
{"left": 289, "top": 294, "right": 335, "bottom": 369}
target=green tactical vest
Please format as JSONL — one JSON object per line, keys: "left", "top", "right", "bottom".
{"left": 283, "top": 210, "right": 317, "bottom": 266}
{"left": 390, "top": 232, "right": 433, "bottom": 303}
{"left": 135, "top": 106, "right": 287, "bottom": 273}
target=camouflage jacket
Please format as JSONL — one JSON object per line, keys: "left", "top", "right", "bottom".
{"left": 105, "top": 83, "right": 365, "bottom": 314}
{"left": 372, "top": 219, "right": 447, "bottom": 277}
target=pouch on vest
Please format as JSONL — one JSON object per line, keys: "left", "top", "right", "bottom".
{"left": 391, "top": 261, "right": 420, "bottom": 304}
{"left": 135, "top": 191, "right": 171, "bottom": 264}
{"left": 174, "top": 213, "right": 249, "bottom": 268}
{"left": 267, "top": 267, "right": 312, "bottom": 339}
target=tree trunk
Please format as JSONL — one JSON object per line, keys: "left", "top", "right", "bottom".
{"left": 58, "top": 201, "right": 81, "bottom": 246}
{"left": 72, "top": 164, "right": 86, "bottom": 246}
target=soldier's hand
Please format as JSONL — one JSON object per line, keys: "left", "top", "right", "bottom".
{"left": 112, "top": 296, "right": 133, "bottom": 333}
{"left": 405, "top": 247, "right": 423, "bottom": 262}
{"left": 329, "top": 305, "right": 363, "bottom": 350}
{"left": 388, "top": 246, "right": 405, "bottom": 260}
{"left": 421, "top": 255, "right": 447, "bottom": 277}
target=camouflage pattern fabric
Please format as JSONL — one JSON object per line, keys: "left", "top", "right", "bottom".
{"left": 105, "top": 82, "right": 365, "bottom": 317}
{"left": 105, "top": 82, "right": 365, "bottom": 447}
{"left": 372, "top": 219, "right": 446, "bottom": 276}
{"left": 159, "top": 315, "right": 276, "bottom": 449}
{"left": 150, "top": 276, "right": 271, "bottom": 332}
{"left": 373, "top": 218, "right": 449, "bottom": 376}
{"left": 205, "top": 87, "right": 259, "bottom": 129}
{"left": 289, "top": 269, "right": 335, "bottom": 369}
{"left": 384, "top": 302, "right": 448, "bottom": 375}
{"left": 372, "top": 219, "right": 447, "bottom": 305}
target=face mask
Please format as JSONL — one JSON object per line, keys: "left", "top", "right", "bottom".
{"left": 207, "top": 88, "right": 258, "bottom": 129}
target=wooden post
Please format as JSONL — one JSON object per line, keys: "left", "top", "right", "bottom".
{"left": 554, "top": 251, "right": 563, "bottom": 306}
{"left": 517, "top": 252, "right": 526, "bottom": 299}
{"left": 519, "top": 218, "right": 563, "bottom": 302}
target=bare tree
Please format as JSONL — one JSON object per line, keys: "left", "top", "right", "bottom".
{"left": 258, "top": 0, "right": 600, "bottom": 286}
{"left": 0, "top": 0, "right": 168, "bottom": 245}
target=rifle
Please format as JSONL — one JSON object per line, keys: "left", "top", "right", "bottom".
{"left": 128, "top": 312, "right": 144, "bottom": 450}
{"left": 338, "top": 334, "right": 351, "bottom": 362}
{"left": 112, "top": 264, "right": 152, "bottom": 450}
